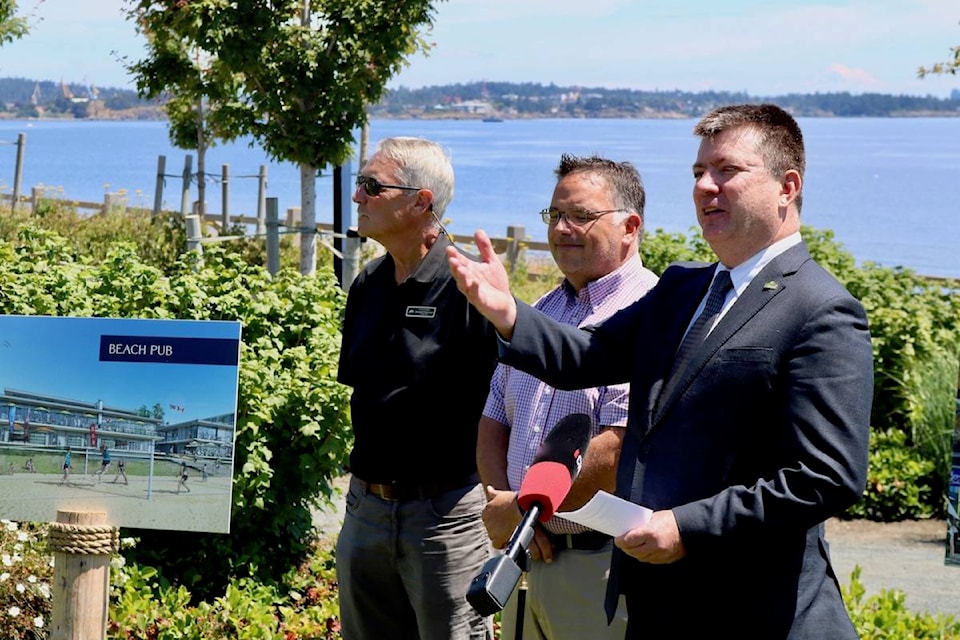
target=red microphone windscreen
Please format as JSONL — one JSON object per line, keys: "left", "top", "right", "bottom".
{"left": 517, "top": 461, "right": 573, "bottom": 522}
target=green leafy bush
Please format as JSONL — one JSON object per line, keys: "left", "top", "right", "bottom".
{"left": 0, "top": 195, "right": 186, "bottom": 273}
{"left": 640, "top": 225, "right": 716, "bottom": 274}
{"left": 109, "top": 536, "right": 341, "bottom": 639}
{"left": 844, "top": 566, "right": 960, "bottom": 639}
{"left": 843, "top": 265, "right": 960, "bottom": 516}
{"left": 847, "top": 429, "right": 936, "bottom": 521}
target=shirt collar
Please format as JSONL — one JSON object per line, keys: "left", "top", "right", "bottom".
{"left": 724, "top": 231, "right": 801, "bottom": 296}
{"left": 564, "top": 252, "right": 647, "bottom": 304}
{"left": 406, "top": 234, "right": 453, "bottom": 284}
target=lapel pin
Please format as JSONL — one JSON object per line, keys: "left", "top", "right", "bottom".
{"left": 763, "top": 281, "right": 779, "bottom": 291}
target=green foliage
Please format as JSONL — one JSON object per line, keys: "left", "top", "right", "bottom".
{"left": 640, "top": 226, "right": 716, "bottom": 274}
{"left": 843, "top": 264, "right": 960, "bottom": 513}
{"left": 847, "top": 429, "right": 936, "bottom": 521}
{"left": 0, "top": 196, "right": 186, "bottom": 274}
{"left": 843, "top": 566, "right": 960, "bottom": 639}
{"left": 799, "top": 226, "right": 860, "bottom": 279}
{"left": 918, "top": 26, "right": 960, "bottom": 78}
{"left": 108, "top": 538, "right": 341, "bottom": 639}
{"left": 0, "top": 1, "right": 29, "bottom": 47}
{"left": 125, "top": 0, "right": 446, "bottom": 273}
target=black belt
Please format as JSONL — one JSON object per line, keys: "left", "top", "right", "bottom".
{"left": 547, "top": 530, "right": 611, "bottom": 551}
{"left": 355, "top": 475, "right": 478, "bottom": 502}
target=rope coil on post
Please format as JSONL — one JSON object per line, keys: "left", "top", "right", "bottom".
{"left": 47, "top": 522, "right": 119, "bottom": 555}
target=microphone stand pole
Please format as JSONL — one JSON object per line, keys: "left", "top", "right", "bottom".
{"left": 515, "top": 572, "right": 528, "bottom": 640}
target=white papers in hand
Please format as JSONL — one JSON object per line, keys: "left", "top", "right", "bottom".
{"left": 556, "top": 491, "right": 653, "bottom": 537}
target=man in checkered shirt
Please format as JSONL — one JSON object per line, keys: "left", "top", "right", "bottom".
{"left": 477, "top": 154, "right": 659, "bottom": 640}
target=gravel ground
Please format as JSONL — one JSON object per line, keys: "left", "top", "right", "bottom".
{"left": 313, "top": 482, "right": 960, "bottom": 620}
{"left": 826, "top": 517, "right": 959, "bottom": 619}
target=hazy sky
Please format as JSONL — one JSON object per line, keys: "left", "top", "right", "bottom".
{"left": 1, "top": 0, "right": 957, "bottom": 98}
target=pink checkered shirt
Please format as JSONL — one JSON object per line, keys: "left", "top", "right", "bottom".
{"left": 482, "top": 253, "right": 658, "bottom": 534}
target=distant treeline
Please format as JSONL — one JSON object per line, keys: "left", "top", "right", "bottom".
{"left": 2, "top": 76, "right": 959, "bottom": 120}
{"left": 376, "top": 81, "right": 960, "bottom": 119}
{"left": 0, "top": 77, "right": 153, "bottom": 118}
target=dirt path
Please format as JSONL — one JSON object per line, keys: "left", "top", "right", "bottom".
{"left": 826, "top": 517, "right": 959, "bottom": 619}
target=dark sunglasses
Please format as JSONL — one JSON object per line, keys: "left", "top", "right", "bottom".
{"left": 355, "top": 175, "right": 422, "bottom": 197}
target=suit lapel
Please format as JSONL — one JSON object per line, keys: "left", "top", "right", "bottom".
{"left": 651, "top": 245, "right": 809, "bottom": 426}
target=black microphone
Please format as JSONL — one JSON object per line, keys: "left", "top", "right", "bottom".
{"left": 466, "top": 413, "right": 592, "bottom": 616}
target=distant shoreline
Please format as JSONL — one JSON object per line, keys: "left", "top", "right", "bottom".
{"left": 3, "top": 108, "right": 960, "bottom": 123}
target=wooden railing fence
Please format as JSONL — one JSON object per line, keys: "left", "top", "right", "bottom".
{"left": 1, "top": 141, "right": 550, "bottom": 287}
{"left": 0, "top": 186, "right": 548, "bottom": 281}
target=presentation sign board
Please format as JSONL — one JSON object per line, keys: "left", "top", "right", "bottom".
{"left": 0, "top": 315, "right": 241, "bottom": 533}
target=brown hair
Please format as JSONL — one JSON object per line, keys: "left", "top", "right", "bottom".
{"left": 694, "top": 104, "right": 805, "bottom": 211}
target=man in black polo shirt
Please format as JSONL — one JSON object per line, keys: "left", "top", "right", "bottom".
{"left": 336, "top": 136, "right": 499, "bottom": 640}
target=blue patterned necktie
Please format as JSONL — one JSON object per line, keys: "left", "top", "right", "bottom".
{"left": 672, "top": 270, "right": 733, "bottom": 372}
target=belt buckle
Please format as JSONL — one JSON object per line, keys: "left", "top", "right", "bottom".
{"left": 364, "top": 481, "right": 398, "bottom": 502}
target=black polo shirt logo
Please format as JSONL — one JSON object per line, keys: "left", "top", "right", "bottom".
{"left": 405, "top": 306, "right": 437, "bottom": 319}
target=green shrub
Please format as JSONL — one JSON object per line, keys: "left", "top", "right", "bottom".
{"left": 843, "top": 265, "right": 960, "bottom": 516}
{"left": 0, "top": 195, "right": 186, "bottom": 274}
{"left": 843, "top": 566, "right": 960, "bottom": 639}
{"left": 640, "top": 225, "right": 716, "bottom": 274}
{"left": 108, "top": 536, "right": 341, "bottom": 639}
{"left": 847, "top": 429, "right": 936, "bottom": 521}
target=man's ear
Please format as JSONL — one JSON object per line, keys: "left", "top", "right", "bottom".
{"left": 780, "top": 170, "right": 802, "bottom": 207}
{"left": 623, "top": 211, "right": 642, "bottom": 238}
{"left": 416, "top": 188, "right": 435, "bottom": 212}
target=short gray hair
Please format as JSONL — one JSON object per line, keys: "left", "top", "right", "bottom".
{"left": 373, "top": 137, "right": 455, "bottom": 216}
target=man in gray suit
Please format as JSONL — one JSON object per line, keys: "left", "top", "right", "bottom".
{"left": 448, "top": 103, "right": 872, "bottom": 639}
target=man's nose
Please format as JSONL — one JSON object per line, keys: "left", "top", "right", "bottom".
{"left": 694, "top": 173, "right": 719, "bottom": 197}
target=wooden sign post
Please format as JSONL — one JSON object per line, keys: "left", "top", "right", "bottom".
{"left": 47, "top": 510, "right": 118, "bottom": 640}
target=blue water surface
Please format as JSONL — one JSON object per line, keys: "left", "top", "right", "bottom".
{"left": 0, "top": 117, "right": 956, "bottom": 278}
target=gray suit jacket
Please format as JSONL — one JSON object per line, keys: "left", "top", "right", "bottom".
{"left": 500, "top": 243, "right": 873, "bottom": 639}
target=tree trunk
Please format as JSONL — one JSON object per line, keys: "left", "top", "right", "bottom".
{"left": 299, "top": 162, "right": 317, "bottom": 276}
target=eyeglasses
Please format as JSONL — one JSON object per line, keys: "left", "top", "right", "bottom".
{"left": 539, "top": 207, "right": 626, "bottom": 226}
{"left": 355, "top": 175, "right": 422, "bottom": 197}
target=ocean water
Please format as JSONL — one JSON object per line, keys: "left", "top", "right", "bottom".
{"left": 0, "top": 116, "right": 956, "bottom": 279}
